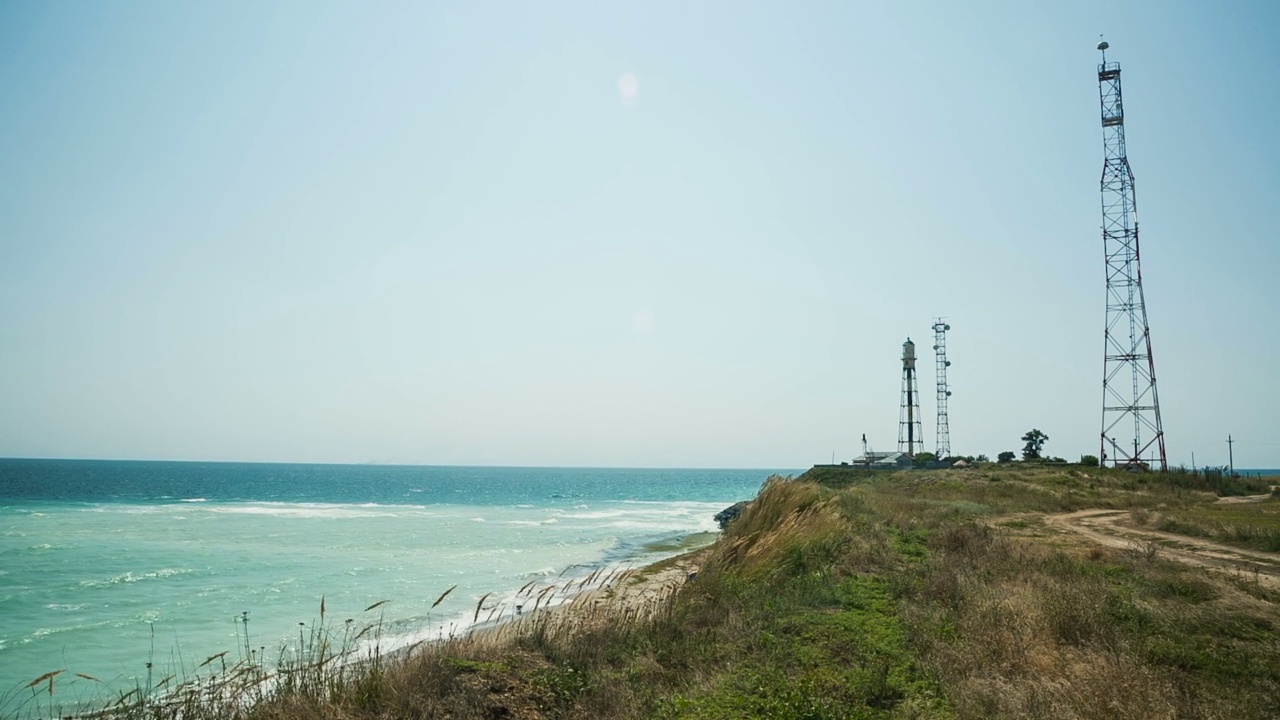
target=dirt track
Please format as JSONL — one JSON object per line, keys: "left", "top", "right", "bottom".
{"left": 1043, "top": 502, "right": 1280, "bottom": 589}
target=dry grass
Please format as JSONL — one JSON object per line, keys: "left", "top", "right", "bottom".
{"left": 905, "top": 524, "right": 1276, "bottom": 718}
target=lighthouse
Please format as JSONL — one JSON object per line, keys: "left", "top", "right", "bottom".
{"left": 898, "top": 338, "right": 923, "bottom": 457}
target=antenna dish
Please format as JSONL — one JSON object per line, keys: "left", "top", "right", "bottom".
{"left": 1097, "top": 41, "right": 1109, "bottom": 51}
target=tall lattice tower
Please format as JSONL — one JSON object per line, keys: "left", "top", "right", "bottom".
{"left": 898, "top": 338, "right": 923, "bottom": 457}
{"left": 932, "top": 319, "right": 952, "bottom": 459}
{"left": 1096, "top": 41, "right": 1166, "bottom": 471}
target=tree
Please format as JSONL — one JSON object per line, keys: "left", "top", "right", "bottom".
{"left": 1080, "top": 454, "right": 1099, "bottom": 467}
{"left": 912, "top": 452, "right": 937, "bottom": 468}
{"left": 975, "top": 454, "right": 990, "bottom": 463}
{"left": 997, "top": 451, "right": 1016, "bottom": 464}
{"left": 1021, "top": 429, "right": 1048, "bottom": 460}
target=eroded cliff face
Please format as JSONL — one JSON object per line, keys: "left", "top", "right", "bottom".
{"left": 714, "top": 500, "right": 749, "bottom": 530}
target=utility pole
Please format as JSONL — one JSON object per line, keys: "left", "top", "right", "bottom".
{"left": 1228, "top": 435, "right": 1235, "bottom": 477}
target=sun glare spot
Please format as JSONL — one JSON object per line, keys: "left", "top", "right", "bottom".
{"left": 617, "top": 73, "right": 639, "bottom": 106}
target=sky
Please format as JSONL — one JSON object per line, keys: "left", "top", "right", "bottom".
{"left": 1, "top": 1, "right": 1278, "bottom": 469}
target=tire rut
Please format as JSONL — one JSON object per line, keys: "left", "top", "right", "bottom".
{"left": 1043, "top": 508, "right": 1280, "bottom": 589}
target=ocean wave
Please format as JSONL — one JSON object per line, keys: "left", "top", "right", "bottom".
{"left": 562, "top": 510, "right": 625, "bottom": 520}
{"left": 208, "top": 503, "right": 400, "bottom": 519}
{"left": 115, "top": 609, "right": 163, "bottom": 625}
{"left": 179, "top": 498, "right": 207, "bottom": 503}
{"left": 22, "top": 619, "right": 112, "bottom": 643}
{"left": 619, "top": 499, "right": 731, "bottom": 508}
{"left": 20, "top": 542, "right": 78, "bottom": 553}
{"left": 78, "top": 567, "right": 193, "bottom": 588}
{"left": 604, "top": 518, "right": 719, "bottom": 532}
{"left": 110, "top": 505, "right": 164, "bottom": 514}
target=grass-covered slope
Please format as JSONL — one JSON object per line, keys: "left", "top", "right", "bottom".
{"left": 54, "top": 465, "right": 1280, "bottom": 719}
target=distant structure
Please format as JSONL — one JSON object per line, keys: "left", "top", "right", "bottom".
{"left": 898, "top": 338, "right": 923, "bottom": 457}
{"left": 1095, "top": 41, "right": 1167, "bottom": 471}
{"left": 814, "top": 434, "right": 912, "bottom": 471}
{"left": 850, "top": 451, "right": 912, "bottom": 469}
{"left": 932, "top": 319, "right": 952, "bottom": 459}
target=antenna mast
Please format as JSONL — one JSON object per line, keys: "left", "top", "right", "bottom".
{"left": 1096, "top": 41, "right": 1167, "bottom": 471}
{"left": 932, "top": 319, "right": 952, "bottom": 459}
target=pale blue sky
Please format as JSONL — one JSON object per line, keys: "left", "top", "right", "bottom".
{"left": 2, "top": 2, "right": 1278, "bottom": 468}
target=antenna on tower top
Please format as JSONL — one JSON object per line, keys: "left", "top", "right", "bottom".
{"left": 1098, "top": 37, "right": 1109, "bottom": 63}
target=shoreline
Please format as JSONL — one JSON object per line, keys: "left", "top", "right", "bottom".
{"left": 460, "top": 546, "right": 708, "bottom": 652}
{"left": 50, "top": 532, "right": 722, "bottom": 719}
{"left": 375, "top": 531, "right": 717, "bottom": 658}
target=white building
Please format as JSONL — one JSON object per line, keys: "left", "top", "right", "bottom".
{"left": 851, "top": 452, "right": 913, "bottom": 469}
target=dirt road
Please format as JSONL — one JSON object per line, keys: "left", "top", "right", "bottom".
{"left": 1043, "top": 505, "right": 1280, "bottom": 589}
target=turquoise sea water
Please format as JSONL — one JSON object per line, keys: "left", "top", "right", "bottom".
{"left": 0, "top": 460, "right": 786, "bottom": 713}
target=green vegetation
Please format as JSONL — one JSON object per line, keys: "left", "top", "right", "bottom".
{"left": 1130, "top": 497, "right": 1280, "bottom": 552}
{"left": 911, "top": 452, "right": 937, "bottom": 468}
{"left": 15, "top": 465, "right": 1280, "bottom": 719}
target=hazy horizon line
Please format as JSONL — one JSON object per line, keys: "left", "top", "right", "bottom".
{"left": 0, "top": 455, "right": 808, "bottom": 471}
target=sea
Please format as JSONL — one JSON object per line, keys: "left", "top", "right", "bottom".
{"left": 1234, "top": 468, "right": 1280, "bottom": 479}
{"left": 0, "top": 460, "right": 788, "bottom": 713}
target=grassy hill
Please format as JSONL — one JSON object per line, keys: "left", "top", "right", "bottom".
{"left": 63, "top": 465, "right": 1280, "bottom": 719}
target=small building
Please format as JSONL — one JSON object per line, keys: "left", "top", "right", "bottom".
{"left": 851, "top": 451, "right": 913, "bottom": 469}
